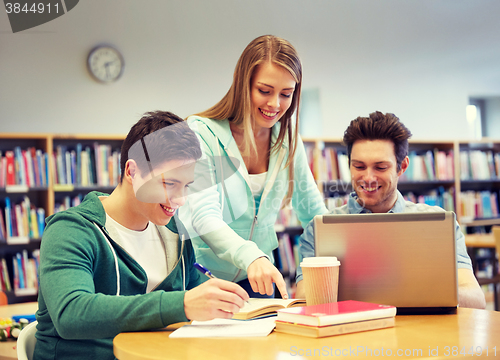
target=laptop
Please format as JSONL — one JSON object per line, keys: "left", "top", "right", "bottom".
{"left": 314, "top": 212, "right": 458, "bottom": 314}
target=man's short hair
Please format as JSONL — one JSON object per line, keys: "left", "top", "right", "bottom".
{"left": 343, "top": 111, "right": 413, "bottom": 171}
{"left": 120, "top": 111, "right": 202, "bottom": 182}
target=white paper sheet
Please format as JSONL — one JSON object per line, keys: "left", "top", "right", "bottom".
{"left": 169, "top": 316, "right": 276, "bottom": 338}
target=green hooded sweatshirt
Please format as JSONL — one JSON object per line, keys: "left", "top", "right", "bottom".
{"left": 34, "top": 191, "right": 204, "bottom": 360}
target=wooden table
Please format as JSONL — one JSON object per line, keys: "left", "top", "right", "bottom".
{"left": 114, "top": 308, "right": 500, "bottom": 360}
{"left": 0, "top": 302, "right": 38, "bottom": 360}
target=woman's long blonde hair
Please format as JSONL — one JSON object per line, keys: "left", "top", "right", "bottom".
{"left": 195, "top": 35, "right": 302, "bottom": 205}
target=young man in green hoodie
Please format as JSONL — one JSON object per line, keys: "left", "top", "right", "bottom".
{"left": 34, "top": 111, "right": 249, "bottom": 360}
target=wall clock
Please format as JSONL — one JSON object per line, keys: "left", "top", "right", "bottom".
{"left": 87, "top": 45, "right": 124, "bottom": 83}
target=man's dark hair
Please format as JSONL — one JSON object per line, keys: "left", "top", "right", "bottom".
{"left": 120, "top": 111, "right": 202, "bottom": 182}
{"left": 343, "top": 111, "right": 413, "bottom": 171}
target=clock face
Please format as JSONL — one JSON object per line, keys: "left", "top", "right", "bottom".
{"left": 87, "top": 46, "right": 124, "bottom": 83}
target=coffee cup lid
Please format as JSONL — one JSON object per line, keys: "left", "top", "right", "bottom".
{"left": 300, "top": 256, "right": 340, "bottom": 267}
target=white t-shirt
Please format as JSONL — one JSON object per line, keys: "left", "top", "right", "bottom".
{"left": 105, "top": 214, "right": 168, "bottom": 293}
{"left": 248, "top": 172, "right": 267, "bottom": 197}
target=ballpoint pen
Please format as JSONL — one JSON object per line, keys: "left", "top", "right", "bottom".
{"left": 193, "top": 262, "right": 216, "bottom": 279}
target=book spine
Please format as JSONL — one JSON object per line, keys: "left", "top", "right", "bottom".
{"left": 21, "top": 196, "right": 31, "bottom": 238}
{"left": 31, "top": 148, "right": 40, "bottom": 187}
{"left": 277, "top": 236, "right": 289, "bottom": 274}
{"left": 2, "top": 258, "right": 11, "bottom": 291}
{"left": 5, "top": 151, "right": 15, "bottom": 186}
{"left": 0, "top": 205, "right": 6, "bottom": 242}
{"left": 35, "top": 149, "right": 42, "bottom": 186}
{"left": 76, "top": 143, "right": 82, "bottom": 186}
{"left": 12, "top": 257, "right": 19, "bottom": 291}
{"left": 43, "top": 152, "right": 49, "bottom": 187}
{"left": 37, "top": 208, "right": 46, "bottom": 235}
{"left": 71, "top": 150, "right": 77, "bottom": 186}
{"left": 81, "top": 151, "right": 88, "bottom": 186}
{"left": 65, "top": 151, "right": 72, "bottom": 185}
{"left": 0, "top": 150, "right": 3, "bottom": 188}
{"left": 87, "top": 146, "right": 95, "bottom": 185}
{"left": 14, "top": 146, "right": 25, "bottom": 185}
{"left": 16, "top": 253, "right": 25, "bottom": 289}
{"left": 56, "top": 146, "right": 65, "bottom": 184}
{"left": 94, "top": 142, "right": 101, "bottom": 186}
{"left": 25, "top": 148, "right": 35, "bottom": 187}
{"left": 0, "top": 259, "right": 4, "bottom": 291}
{"left": 4, "top": 197, "right": 12, "bottom": 238}
{"left": 22, "top": 249, "right": 29, "bottom": 289}
{"left": 14, "top": 204, "right": 24, "bottom": 237}
{"left": 30, "top": 208, "right": 39, "bottom": 238}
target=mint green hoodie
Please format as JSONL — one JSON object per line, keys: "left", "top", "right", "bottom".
{"left": 34, "top": 191, "right": 203, "bottom": 360}
{"left": 179, "top": 117, "right": 328, "bottom": 282}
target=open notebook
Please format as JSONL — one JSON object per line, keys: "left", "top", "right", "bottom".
{"left": 232, "top": 298, "right": 306, "bottom": 320}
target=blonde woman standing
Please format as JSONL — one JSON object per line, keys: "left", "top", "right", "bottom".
{"left": 180, "top": 35, "right": 328, "bottom": 299}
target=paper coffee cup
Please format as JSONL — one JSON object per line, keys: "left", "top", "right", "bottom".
{"left": 300, "top": 257, "right": 340, "bottom": 306}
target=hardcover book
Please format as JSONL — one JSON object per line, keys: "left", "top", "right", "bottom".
{"left": 275, "top": 317, "right": 395, "bottom": 338}
{"left": 276, "top": 300, "right": 396, "bottom": 327}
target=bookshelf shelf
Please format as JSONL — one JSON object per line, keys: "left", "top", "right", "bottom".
{"left": 53, "top": 185, "right": 116, "bottom": 192}
{"left": 0, "top": 132, "right": 125, "bottom": 303}
{"left": 461, "top": 217, "right": 500, "bottom": 227}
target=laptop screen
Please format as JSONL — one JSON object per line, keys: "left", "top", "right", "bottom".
{"left": 313, "top": 212, "right": 458, "bottom": 309}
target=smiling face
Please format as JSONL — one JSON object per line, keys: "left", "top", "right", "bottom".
{"left": 250, "top": 62, "right": 296, "bottom": 133}
{"left": 130, "top": 158, "right": 196, "bottom": 226}
{"left": 350, "top": 139, "right": 409, "bottom": 213}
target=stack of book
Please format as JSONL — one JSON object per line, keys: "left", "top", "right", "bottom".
{"left": 275, "top": 300, "right": 396, "bottom": 338}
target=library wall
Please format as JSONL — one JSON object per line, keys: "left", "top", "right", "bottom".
{"left": 485, "top": 98, "right": 500, "bottom": 138}
{"left": 1, "top": 1, "right": 500, "bottom": 139}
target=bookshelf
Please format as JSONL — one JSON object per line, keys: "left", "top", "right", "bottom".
{"left": 0, "top": 133, "right": 125, "bottom": 303}
{"left": 1, "top": 133, "right": 499, "bottom": 302}
{"left": 275, "top": 137, "right": 500, "bottom": 297}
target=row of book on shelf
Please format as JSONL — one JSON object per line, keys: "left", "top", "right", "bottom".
{"left": 403, "top": 187, "right": 456, "bottom": 212}
{"left": 460, "top": 150, "right": 500, "bottom": 180}
{"left": 0, "top": 144, "right": 121, "bottom": 189}
{"left": 304, "top": 145, "right": 456, "bottom": 183}
{"left": 276, "top": 188, "right": 458, "bottom": 229}
{"left": 53, "top": 143, "right": 121, "bottom": 187}
{"left": 0, "top": 196, "right": 45, "bottom": 243}
{"left": 459, "top": 190, "right": 499, "bottom": 220}
{"left": 401, "top": 150, "right": 454, "bottom": 182}
{"left": 0, "top": 147, "right": 49, "bottom": 188}
{"left": 3, "top": 144, "right": 500, "bottom": 188}
{"left": 54, "top": 194, "right": 84, "bottom": 213}
{"left": 0, "top": 249, "right": 39, "bottom": 293}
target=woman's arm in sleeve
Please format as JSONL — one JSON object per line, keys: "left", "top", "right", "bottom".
{"left": 185, "top": 121, "right": 267, "bottom": 271}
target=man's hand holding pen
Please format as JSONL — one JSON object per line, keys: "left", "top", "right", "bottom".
{"left": 184, "top": 278, "right": 249, "bottom": 321}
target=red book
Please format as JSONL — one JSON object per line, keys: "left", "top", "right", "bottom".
{"left": 277, "top": 300, "right": 396, "bottom": 327}
{"left": 30, "top": 147, "right": 40, "bottom": 187}
{"left": 21, "top": 150, "right": 29, "bottom": 187}
{"left": 5, "top": 151, "right": 15, "bottom": 185}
